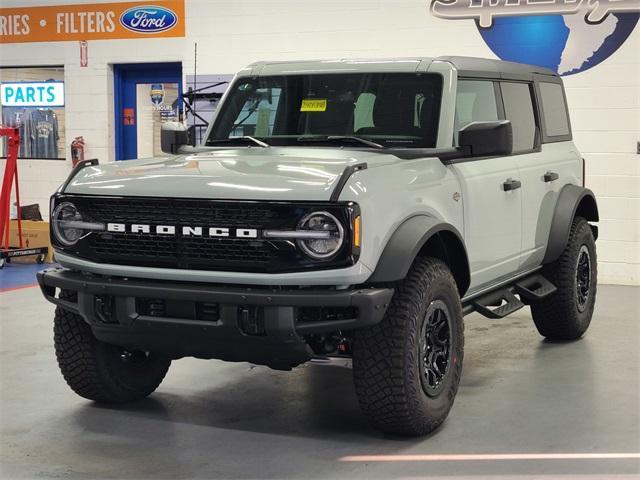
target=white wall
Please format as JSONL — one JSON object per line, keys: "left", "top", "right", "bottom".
{"left": 2, "top": 0, "right": 639, "bottom": 284}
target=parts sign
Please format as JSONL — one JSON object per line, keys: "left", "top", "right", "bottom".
{"left": 1, "top": 82, "right": 65, "bottom": 107}
{"left": 0, "top": 0, "right": 185, "bottom": 44}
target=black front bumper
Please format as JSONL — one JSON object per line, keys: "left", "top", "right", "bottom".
{"left": 37, "top": 268, "right": 393, "bottom": 369}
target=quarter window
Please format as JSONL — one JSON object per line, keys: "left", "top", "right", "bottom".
{"left": 539, "top": 82, "right": 570, "bottom": 137}
{"left": 500, "top": 82, "right": 537, "bottom": 152}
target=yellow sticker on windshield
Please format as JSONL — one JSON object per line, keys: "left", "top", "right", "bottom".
{"left": 301, "top": 99, "right": 327, "bottom": 112}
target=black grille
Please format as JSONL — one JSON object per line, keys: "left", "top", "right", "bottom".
{"left": 56, "top": 195, "right": 357, "bottom": 273}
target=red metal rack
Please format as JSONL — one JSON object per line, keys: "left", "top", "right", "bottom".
{"left": 0, "top": 126, "right": 48, "bottom": 268}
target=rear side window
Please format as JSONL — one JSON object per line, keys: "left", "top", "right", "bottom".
{"left": 500, "top": 82, "right": 537, "bottom": 152}
{"left": 539, "top": 82, "right": 570, "bottom": 137}
{"left": 454, "top": 80, "right": 499, "bottom": 143}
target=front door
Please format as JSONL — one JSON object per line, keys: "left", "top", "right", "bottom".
{"left": 114, "top": 62, "right": 182, "bottom": 160}
{"left": 452, "top": 79, "right": 523, "bottom": 290}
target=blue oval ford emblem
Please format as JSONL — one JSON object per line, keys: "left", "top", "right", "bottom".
{"left": 120, "top": 5, "right": 178, "bottom": 33}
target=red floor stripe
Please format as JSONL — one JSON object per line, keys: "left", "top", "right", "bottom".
{"left": 0, "top": 283, "right": 38, "bottom": 293}
{"left": 340, "top": 453, "right": 640, "bottom": 462}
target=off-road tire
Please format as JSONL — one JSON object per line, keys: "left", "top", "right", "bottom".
{"left": 353, "top": 257, "right": 464, "bottom": 436}
{"left": 54, "top": 290, "right": 171, "bottom": 403}
{"left": 531, "top": 216, "right": 597, "bottom": 340}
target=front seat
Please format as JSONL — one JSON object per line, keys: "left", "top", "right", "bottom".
{"left": 356, "top": 91, "right": 422, "bottom": 137}
{"left": 306, "top": 100, "right": 355, "bottom": 135}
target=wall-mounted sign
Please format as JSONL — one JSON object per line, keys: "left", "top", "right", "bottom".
{"left": 0, "top": 82, "right": 65, "bottom": 107}
{"left": 429, "top": 0, "right": 640, "bottom": 76}
{"left": 79, "top": 40, "right": 88, "bottom": 67}
{"left": 0, "top": 0, "right": 184, "bottom": 44}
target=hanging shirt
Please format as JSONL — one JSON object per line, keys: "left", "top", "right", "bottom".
{"left": 1, "top": 107, "right": 31, "bottom": 157}
{"left": 28, "top": 109, "right": 59, "bottom": 158}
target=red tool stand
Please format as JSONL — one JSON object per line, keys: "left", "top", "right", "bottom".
{"left": 0, "top": 126, "right": 48, "bottom": 268}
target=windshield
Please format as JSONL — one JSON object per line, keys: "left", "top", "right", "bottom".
{"left": 206, "top": 73, "right": 442, "bottom": 148}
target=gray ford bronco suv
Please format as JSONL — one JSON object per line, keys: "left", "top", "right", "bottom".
{"left": 39, "top": 56, "right": 598, "bottom": 436}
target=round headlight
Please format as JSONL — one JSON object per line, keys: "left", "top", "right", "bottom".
{"left": 52, "top": 202, "right": 84, "bottom": 246}
{"left": 297, "top": 211, "right": 344, "bottom": 259}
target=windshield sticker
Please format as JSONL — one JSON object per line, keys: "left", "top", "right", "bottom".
{"left": 301, "top": 99, "right": 327, "bottom": 112}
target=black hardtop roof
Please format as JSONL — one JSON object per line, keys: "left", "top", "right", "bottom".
{"left": 436, "top": 56, "right": 560, "bottom": 82}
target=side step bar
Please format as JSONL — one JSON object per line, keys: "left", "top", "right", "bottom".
{"left": 514, "top": 274, "right": 557, "bottom": 303}
{"left": 464, "top": 273, "right": 557, "bottom": 319}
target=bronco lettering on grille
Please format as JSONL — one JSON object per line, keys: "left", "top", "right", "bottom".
{"left": 106, "top": 223, "right": 258, "bottom": 238}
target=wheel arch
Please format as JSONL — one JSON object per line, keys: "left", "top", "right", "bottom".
{"left": 367, "top": 215, "right": 471, "bottom": 296}
{"left": 542, "top": 184, "right": 599, "bottom": 265}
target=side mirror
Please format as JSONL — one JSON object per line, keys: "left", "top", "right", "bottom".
{"left": 161, "top": 122, "right": 189, "bottom": 154}
{"left": 458, "top": 120, "right": 513, "bottom": 157}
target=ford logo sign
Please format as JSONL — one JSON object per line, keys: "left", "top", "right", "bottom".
{"left": 120, "top": 5, "right": 178, "bottom": 33}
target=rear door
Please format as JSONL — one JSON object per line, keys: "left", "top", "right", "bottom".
{"left": 450, "top": 79, "right": 522, "bottom": 290}
{"left": 503, "top": 80, "right": 580, "bottom": 270}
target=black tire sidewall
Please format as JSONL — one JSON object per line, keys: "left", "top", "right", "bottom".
{"left": 408, "top": 273, "right": 464, "bottom": 422}
{"left": 54, "top": 290, "right": 171, "bottom": 403}
{"left": 94, "top": 341, "right": 171, "bottom": 395}
{"left": 567, "top": 220, "right": 597, "bottom": 330}
{"left": 531, "top": 217, "right": 598, "bottom": 340}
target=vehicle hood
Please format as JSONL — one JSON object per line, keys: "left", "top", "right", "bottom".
{"left": 63, "top": 148, "right": 405, "bottom": 201}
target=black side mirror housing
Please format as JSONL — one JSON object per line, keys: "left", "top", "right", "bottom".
{"left": 459, "top": 120, "right": 513, "bottom": 157}
{"left": 161, "top": 122, "right": 189, "bottom": 154}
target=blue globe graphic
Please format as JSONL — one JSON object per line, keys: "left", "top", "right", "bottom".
{"left": 477, "top": 13, "right": 639, "bottom": 75}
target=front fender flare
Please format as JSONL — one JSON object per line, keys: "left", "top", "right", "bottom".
{"left": 367, "top": 215, "right": 469, "bottom": 293}
{"left": 542, "top": 184, "right": 599, "bottom": 264}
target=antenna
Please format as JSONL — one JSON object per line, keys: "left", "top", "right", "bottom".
{"left": 193, "top": 42, "right": 197, "bottom": 145}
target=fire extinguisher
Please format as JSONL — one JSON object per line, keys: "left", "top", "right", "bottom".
{"left": 71, "top": 136, "right": 85, "bottom": 167}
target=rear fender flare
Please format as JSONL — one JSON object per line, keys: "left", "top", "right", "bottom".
{"left": 542, "top": 184, "right": 599, "bottom": 264}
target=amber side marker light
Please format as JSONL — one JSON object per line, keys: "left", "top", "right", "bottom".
{"left": 353, "top": 215, "right": 361, "bottom": 248}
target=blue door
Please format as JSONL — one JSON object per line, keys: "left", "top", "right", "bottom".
{"left": 114, "top": 62, "right": 182, "bottom": 160}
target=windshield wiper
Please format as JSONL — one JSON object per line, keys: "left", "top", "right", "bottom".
{"left": 207, "top": 136, "right": 270, "bottom": 148}
{"left": 297, "top": 135, "right": 385, "bottom": 149}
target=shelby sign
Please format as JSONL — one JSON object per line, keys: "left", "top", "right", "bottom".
{"left": 429, "top": 0, "right": 639, "bottom": 76}
{"left": 1, "top": 82, "right": 65, "bottom": 107}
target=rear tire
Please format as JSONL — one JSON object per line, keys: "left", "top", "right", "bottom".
{"left": 353, "top": 258, "right": 464, "bottom": 436}
{"left": 54, "top": 291, "right": 171, "bottom": 403}
{"left": 531, "top": 216, "right": 597, "bottom": 340}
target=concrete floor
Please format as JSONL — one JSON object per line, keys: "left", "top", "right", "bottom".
{"left": 1, "top": 283, "right": 638, "bottom": 479}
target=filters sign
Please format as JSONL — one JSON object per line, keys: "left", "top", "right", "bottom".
{"left": 0, "top": 0, "right": 184, "bottom": 43}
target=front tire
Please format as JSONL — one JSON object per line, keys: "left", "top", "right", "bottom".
{"left": 353, "top": 258, "right": 464, "bottom": 436}
{"left": 531, "top": 216, "right": 597, "bottom": 340}
{"left": 54, "top": 291, "right": 171, "bottom": 403}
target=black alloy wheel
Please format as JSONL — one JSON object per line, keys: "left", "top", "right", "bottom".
{"left": 420, "top": 300, "right": 452, "bottom": 396}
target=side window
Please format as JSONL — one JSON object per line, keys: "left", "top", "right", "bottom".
{"left": 454, "top": 80, "right": 498, "bottom": 143}
{"left": 500, "top": 82, "right": 537, "bottom": 152}
{"left": 539, "top": 82, "right": 570, "bottom": 138}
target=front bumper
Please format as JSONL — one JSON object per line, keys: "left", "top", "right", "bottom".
{"left": 38, "top": 268, "right": 393, "bottom": 369}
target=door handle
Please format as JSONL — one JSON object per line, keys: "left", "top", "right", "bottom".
{"left": 544, "top": 171, "right": 559, "bottom": 182}
{"left": 503, "top": 179, "right": 522, "bottom": 191}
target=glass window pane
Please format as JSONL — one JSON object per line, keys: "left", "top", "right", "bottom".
{"left": 454, "top": 80, "right": 498, "bottom": 144}
{"left": 539, "top": 82, "right": 570, "bottom": 137}
{"left": 0, "top": 67, "right": 65, "bottom": 160}
{"left": 229, "top": 86, "right": 281, "bottom": 137}
{"left": 500, "top": 82, "right": 536, "bottom": 152}
{"left": 209, "top": 73, "right": 443, "bottom": 148}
